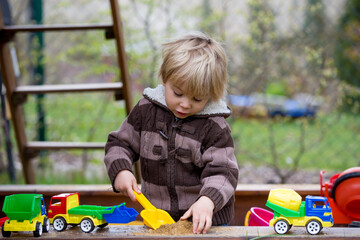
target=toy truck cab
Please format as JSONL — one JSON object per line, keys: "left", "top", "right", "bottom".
{"left": 48, "top": 193, "right": 79, "bottom": 220}
{"left": 266, "top": 189, "right": 333, "bottom": 235}
{"left": 305, "top": 196, "right": 333, "bottom": 224}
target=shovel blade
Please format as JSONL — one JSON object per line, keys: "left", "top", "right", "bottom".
{"left": 140, "top": 209, "right": 175, "bottom": 229}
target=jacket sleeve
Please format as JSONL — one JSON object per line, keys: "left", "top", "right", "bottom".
{"left": 104, "top": 102, "right": 142, "bottom": 190}
{"left": 199, "top": 117, "right": 239, "bottom": 212}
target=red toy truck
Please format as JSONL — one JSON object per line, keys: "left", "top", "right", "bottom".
{"left": 48, "top": 193, "right": 109, "bottom": 233}
{"left": 48, "top": 193, "right": 138, "bottom": 233}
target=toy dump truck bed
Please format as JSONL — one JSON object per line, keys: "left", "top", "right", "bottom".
{"left": 68, "top": 205, "right": 113, "bottom": 220}
{"left": 102, "top": 204, "right": 138, "bottom": 224}
{"left": 67, "top": 203, "right": 138, "bottom": 224}
{"left": 2, "top": 194, "right": 43, "bottom": 221}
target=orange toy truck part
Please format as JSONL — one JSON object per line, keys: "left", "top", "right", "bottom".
{"left": 320, "top": 167, "right": 360, "bottom": 224}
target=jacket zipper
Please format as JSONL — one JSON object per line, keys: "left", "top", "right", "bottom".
{"left": 167, "top": 118, "right": 180, "bottom": 219}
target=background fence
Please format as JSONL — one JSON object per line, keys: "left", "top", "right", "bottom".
{"left": 0, "top": 0, "right": 359, "bottom": 184}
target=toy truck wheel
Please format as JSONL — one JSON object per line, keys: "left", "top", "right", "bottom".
{"left": 2, "top": 222, "right": 11, "bottom": 238}
{"left": 306, "top": 220, "right": 322, "bottom": 235}
{"left": 43, "top": 217, "right": 50, "bottom": 232}
{"left": 274, "top": 220, "right": 290, "bottom": 234}
{"left": 33, "top": 222, "right": 43, "bottom": 237}
{"left": 53, "top": 216, "right": 67, "bottom": 231}
{"left": 80, "top": 218, "right": 95, "bottom": 233}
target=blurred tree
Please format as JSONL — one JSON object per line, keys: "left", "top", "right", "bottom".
{"left": 235, "top": 0, "right": 276, "bottom": 95}
{"left": 302, "top": 0, "right": 326, "bottom": 93}
{"left": 125, "top": 0, "right": 175, "bottom": 89}
{"left": 200, "top": 0, "right": 215, "bottom": 34}
{"left": 334, "top": 0, "right": 360, "bottom": 114}
{"left": 268, "top": 0, "right": 335, "bottom": 183}
{"left": 198, "top": 0, "right": 227, "bottom": 47}
{"left": 129, "top": 0, "right": 159, "bottom": 88}
{"left": 301, "top": 0, "right": 338, "bottom": 97}
{"left": 335, "top": 0, "right": 360, "bottom": 88}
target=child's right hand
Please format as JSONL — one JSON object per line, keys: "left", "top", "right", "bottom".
{"left": 114, "top": 170, "right": 141, "bottom": 202}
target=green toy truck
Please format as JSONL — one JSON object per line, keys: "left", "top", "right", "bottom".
{"left": 2, "top": 194, "right": 50, "bottom": 237}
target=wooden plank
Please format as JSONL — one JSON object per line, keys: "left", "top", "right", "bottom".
{"left": 235, "top": 183, "right": 320, "bottom": 195}
{"left": 1, "top": 24, "right": 112, "bottom": 33}
{"left": 27, "top": 141, "right": 105, "bottom": 150}
{"left": 15, "top": 82, "right": 123, "bottom": 94}
{"left": 110, "top": 0, "right": 133, "bottom": 113}
{"left": 0, "top": 225, "right": 358, "bottom": 239}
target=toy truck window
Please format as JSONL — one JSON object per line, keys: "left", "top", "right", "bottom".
{"left": 51, "top": 199, "right": 62, "bottom": 207}
{"left": 312, "top": 201, "right": 325, "bottom": 208}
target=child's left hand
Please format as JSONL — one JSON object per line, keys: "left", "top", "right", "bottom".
{"left": 180, "top": 196, "right": 214, "bottom": 234}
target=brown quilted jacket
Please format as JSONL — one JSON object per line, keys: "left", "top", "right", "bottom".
{"left": 104, "top": 85, "right": 239, "bottom": 225}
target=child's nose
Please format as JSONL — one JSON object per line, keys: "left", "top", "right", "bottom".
{"left": 180, "top": 98, "right": 191, "bottom": 108}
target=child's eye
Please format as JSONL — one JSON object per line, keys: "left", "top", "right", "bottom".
{"left": 193, "top": 97, "right": 202, "bottom": 102}
{"left": 174, "top": 91, "right": 183, "bottom": 97}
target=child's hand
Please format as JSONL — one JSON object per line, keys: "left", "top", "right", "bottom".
{"left": 180, "top": 196, "right": 214, "bottom": 234}
{"left": 114, "top": 170, "right": 141, "bottom": 202}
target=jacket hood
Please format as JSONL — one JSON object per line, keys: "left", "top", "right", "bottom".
{"left": 143, "top": 85, "right": 231, "bottom": 118}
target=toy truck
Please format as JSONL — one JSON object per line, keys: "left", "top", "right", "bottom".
{"left": 48, "top": 193, "right": 138, "bottom": 233}
{"left": 2, "top": 194, "right": 50, "bottom": 238}
{"left": 266, "top": 189, "right": 333, "bottom": 235}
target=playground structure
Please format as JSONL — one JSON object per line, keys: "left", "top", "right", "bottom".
{"left": 0, "top": 0, "right": 137, "bottom": 185}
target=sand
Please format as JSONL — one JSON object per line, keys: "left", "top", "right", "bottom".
{"left": 134, "top": 220, "right": 194, "bottom": 235}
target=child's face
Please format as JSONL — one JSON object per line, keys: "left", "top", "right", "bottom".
{"left": 163, "top": 80, "right": 209, "bottom": 119}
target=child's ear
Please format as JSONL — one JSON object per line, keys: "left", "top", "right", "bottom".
{"left": 162, "top": 80, "right": 165, "bottom": 86}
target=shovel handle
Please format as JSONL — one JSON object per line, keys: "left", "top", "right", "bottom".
{"left": 133, "top": 190, "right": 156, "bottom": 210}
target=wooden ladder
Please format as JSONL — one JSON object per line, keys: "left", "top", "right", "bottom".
{"left": 0, "top": 0, "right": 134, "bottom": 184}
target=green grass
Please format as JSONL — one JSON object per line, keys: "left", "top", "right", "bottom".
{"left": 230, "top": 112, "right": 360, "bottom": 171}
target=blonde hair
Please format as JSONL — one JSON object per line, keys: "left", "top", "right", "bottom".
{"left": 159, "top": 32, "right": 227, "bottom": 101}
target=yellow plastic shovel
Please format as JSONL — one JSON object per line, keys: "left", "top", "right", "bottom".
{"left": 133, "top": 190, "right": 175, "bottom": 229}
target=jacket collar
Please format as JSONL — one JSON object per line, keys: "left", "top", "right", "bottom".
{"left": 143, "top": 85, "right": 231, "bottom": 118}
